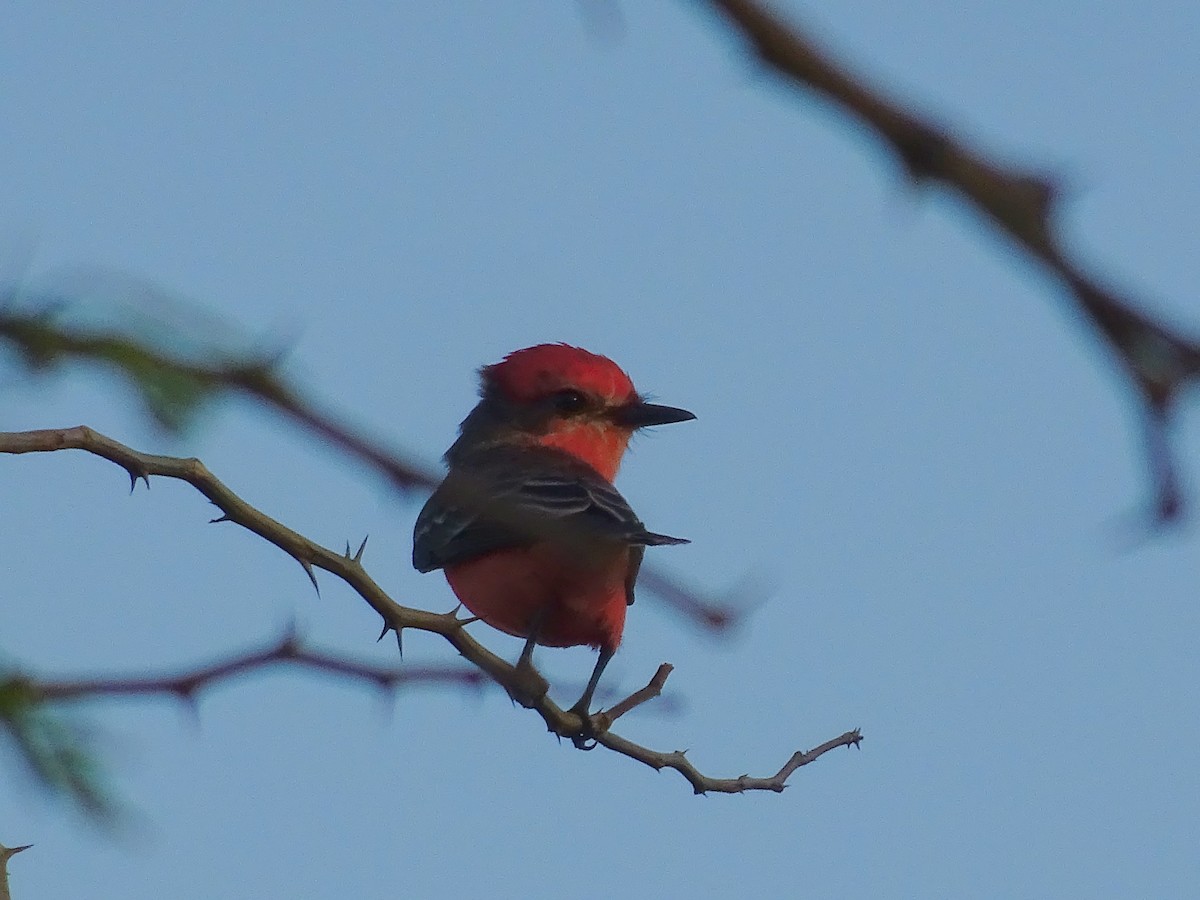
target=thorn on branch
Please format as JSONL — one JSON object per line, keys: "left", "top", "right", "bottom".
{"left": 124, "top": 463, "right": 150, "bottom": 493}
{"left": 376, "top": 620, "right": 403, "bottom": 655}
{"left": 440, "top": 605, "right": 480, "bottom": 629}
{"left": 298, "top": 558, "right": 320, "bottom": 595}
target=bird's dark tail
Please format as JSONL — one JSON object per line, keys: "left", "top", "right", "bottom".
{"left": 640, "top": 531, "right": 690, "bottom": 546}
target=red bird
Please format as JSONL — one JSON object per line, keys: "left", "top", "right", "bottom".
{"left": 413, "top": 344, "right": 694, "bottom": 720}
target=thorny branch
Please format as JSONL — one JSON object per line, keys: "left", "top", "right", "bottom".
{"left": 0, "top": 426, "right": 859, "bottom": 794}
{"left": 0, "top": 308, "right": 741, "bottom": 630}
{"left": 701, "top": 0, "right": 1200, "bottom": 523}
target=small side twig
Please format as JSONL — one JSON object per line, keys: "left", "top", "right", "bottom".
{"left": 605, "top": 663, "right": 674, "bottom": 723}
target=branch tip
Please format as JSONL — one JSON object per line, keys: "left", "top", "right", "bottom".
{"left": 605, "top": 662, "right": 673, "bottom": 722}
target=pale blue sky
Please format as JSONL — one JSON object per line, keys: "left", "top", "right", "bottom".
{"left": 4, "top": 3, "right": 1200, "bottom": 898}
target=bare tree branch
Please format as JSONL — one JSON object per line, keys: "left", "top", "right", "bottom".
{"left": 1, "top": 426, "right": 856, "bottom": 794}
{"left": 699, "top": 0, "right": 1200, "bottom": 522}
{"left": 598, "top": 726, "right": 862, "bottom": 795}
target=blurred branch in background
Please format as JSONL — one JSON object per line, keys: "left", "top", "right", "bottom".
{"left": 0, "top": 427, "right": 855, "bottom": 796}
{"left": 0, "top": 631, "right": 483, "bottom": 821}
{"left": 699, "top": 0, "right": 1200, "bottom": 523}
{"left": 0, "top": 283, "right": 435, "bottom": 490}
{"left": 19, "top": 632, "right": 484, "bottom": 703}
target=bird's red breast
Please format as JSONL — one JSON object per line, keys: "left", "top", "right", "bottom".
{"left": 445, "top": 543, "right": 631, "bottom": 652}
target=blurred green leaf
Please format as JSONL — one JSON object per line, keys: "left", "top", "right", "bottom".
{"left": 103, "top": 342, "right": 215, "bottom": 433}
{"left": 0, "top": 677, "right": 119, "bottom": 823}
{"left": 0, "top": 268, "right": 287, "bottom": 435}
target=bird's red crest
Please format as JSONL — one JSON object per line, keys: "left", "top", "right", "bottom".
{"left": 482, "top": 344, "right": 637, "bottom": 403}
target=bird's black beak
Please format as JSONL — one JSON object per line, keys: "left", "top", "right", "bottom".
{"left": 612, "top": 399, "right": 696, "bottom": 429}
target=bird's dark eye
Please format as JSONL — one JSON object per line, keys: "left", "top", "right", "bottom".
{"left": 552, "top": 389, "right": 589, "bottom": 414}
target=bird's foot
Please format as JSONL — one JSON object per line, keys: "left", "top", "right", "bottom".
{"left": 565, "top": 700, "right": 612, "bottom": 751}
{"left": 506, "top": 656, "right": 549, "bottom": 709}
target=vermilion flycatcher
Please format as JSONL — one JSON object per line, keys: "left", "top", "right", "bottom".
{"left": 412, "top": 344, "right": 694, "bottom": 721}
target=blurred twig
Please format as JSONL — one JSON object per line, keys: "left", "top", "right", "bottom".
{"left": 700, "top": 0, "right": 1200, "bottom": 522}
{"left": 0, "top": 632, "right": 480, "bottom": 818}
{"left": 0, "top": 305, "right": 433, "bottom": 491}
{"left": 0, "top": 426, "right": 856, "bottom": 794}
{"left": 16, "top": 632, "right": 485, "bottom": 704}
